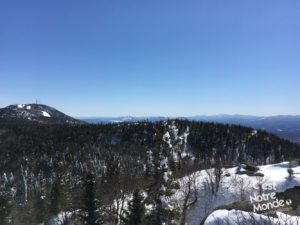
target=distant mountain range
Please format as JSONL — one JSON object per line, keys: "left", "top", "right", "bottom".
{"left": 79, "top": 115, "right": 300, "bottom": 144}
{"left": 0, "top": 104, "right": 85, "bottom": 124}
{"left": 1, "top": 104, "right": 299, "bottom": 144}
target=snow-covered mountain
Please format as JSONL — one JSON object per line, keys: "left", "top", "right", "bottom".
{"left": 80, "top": 116, "right": 168, "bottom": 124}
{"left": 0, "top": 104, "right": 85, "bottom": 124}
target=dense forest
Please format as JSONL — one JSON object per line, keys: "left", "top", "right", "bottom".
{"left": 0, "top": 119, "right": 299, "bottom": 224}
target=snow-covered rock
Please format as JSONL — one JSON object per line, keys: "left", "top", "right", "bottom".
{"left": 204, "top": 209, "right": 300, "bottom": 225}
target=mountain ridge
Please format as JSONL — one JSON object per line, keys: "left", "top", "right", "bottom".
{"left": 0, "top": 104, "right": 86, "bottom": 125}
{"left": 79, "top": 114, "right": 300, "bottom": 144}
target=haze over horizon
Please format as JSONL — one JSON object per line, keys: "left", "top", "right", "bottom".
{"left": 1, "top": 0, "right": 300, "bottom": 117}
{"left": 77, "top": 113, "right": 300, "bottom": 119}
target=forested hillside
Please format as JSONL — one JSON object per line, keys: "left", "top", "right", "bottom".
{"left": 0, "top": 120, "right": 299, "bottom": 224}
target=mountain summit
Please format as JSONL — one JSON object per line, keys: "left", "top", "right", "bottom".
{"left": 0, "top": 104, "right": 85, "bottom": 124}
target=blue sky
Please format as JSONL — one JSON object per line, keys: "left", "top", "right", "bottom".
{"left": 1, "top": 0, "right": 300, "bottom": 117}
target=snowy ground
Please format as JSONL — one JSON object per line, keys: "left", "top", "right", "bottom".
{"left": 204, "top": 209, "right": 300, "bottom": 225}
{"left": 39, "top": 212, "right": 73, "bottom": 225}
{"left": 44, "top": 162, "right": 300, "bottom": 225}
{"left": 174, "top": 162, "right": 300, "bottom": 225}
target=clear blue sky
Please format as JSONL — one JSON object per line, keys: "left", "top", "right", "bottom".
{"left": 1, "top": 0, "right": 300, "bottom": 117}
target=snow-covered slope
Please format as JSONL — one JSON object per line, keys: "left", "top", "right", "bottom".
{"left": 38, "top": 162, "right": 300, "bottom": 225}
{"left": 174, "top": 162, "right": 300, "bottom": 225}
{"left": 204, "top": 209, "right": 300, "bottom": 225}
{"left": 0, "top": 104, "right": 85, "bottom": 124}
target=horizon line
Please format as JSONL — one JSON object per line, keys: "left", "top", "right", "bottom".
{"left": 76, "top": 114, "right": 300, "bottom": 119}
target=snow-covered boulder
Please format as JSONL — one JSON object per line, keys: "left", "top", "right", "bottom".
{"left": 204, "top": 209, "right": 300, "bottom": 225}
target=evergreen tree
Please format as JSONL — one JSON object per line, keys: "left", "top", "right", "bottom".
{"left": 168, "top": 152, "right": 176, "bottom": 173}
{"left": 0, "top": 192, "right": 10, "bottom": 225}
{"left": 287, "top": 161, "right": 294, "bottom": 178}
{"left": 144, "top": 128, "right": 178, "bottom": 225}
{"left": 33, "top": 190, "right": 46, "bottom": 223}
{"left": 145, "top": 150, "right": 153, "bottom": 177}
{"left": 49, "top": 177, "right": 62, "bottom": 216}
{"left": 105, "top": 156, "right": 120, "bottom": 180}
{"left": 82, "top": 171, "right": 101, "bottom": 225}
{"left": 121, "top": 190, "right": 145, "bottom": 225}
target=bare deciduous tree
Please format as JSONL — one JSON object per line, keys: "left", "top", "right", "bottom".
{"left": 204, "top": 163, "right": 226, "bottom": 195}
{"left": 177, "top": 171, "right": 199, "bottom": 225}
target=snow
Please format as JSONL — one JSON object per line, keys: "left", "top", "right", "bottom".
{"left": 111, "top": 120, "right": 122, "bottom": 123}
{"left": 173, "top": 162, "right": 300, "bottom": 225}
{"left": 18, "top": 104, "right": 25, "bottom": 108}
{"left": 204, "top": 209, "right": 300, "bottom": 225}
{"left": 1, "top": 173, "right": 8, "bottom": 186}
{"left": 163, "top": 172, "right": 169, "bottom": 182}
{"left": 160, "top": 184, "right": 166, "bottom": 192}
{"left": 42, "top": 111, "right": 51, "bottom": 117}
{"left": 165, "top": 123, "right": 191, "bottom": 160}
{"left": 160, "top": 156, "right": 168, "bottom": 168}
{"left": 39, "top": 212, "right": 74, "bottom": 225}
{"left": 73, "top": 158, "right": 300, "bottom": 225}
{"left": 160, "top": 195, "right": 169, "bottom": 209}
{"left": 251, "top": 129, "right": 257, "bottom": 136}
{"left": 9, "top": 172, "right": 14, "bottom": 183}
{"left": 26, "top": 105, "right": 31, "bottom": 110}
{"left": 163, "top": 131, "right": 172, "bottom": 148}
{"left": 237, "top": 164, "right": 247, "bottom": 172}
{"left": 157, "top": 121, "right": 300, "bottom": 224}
